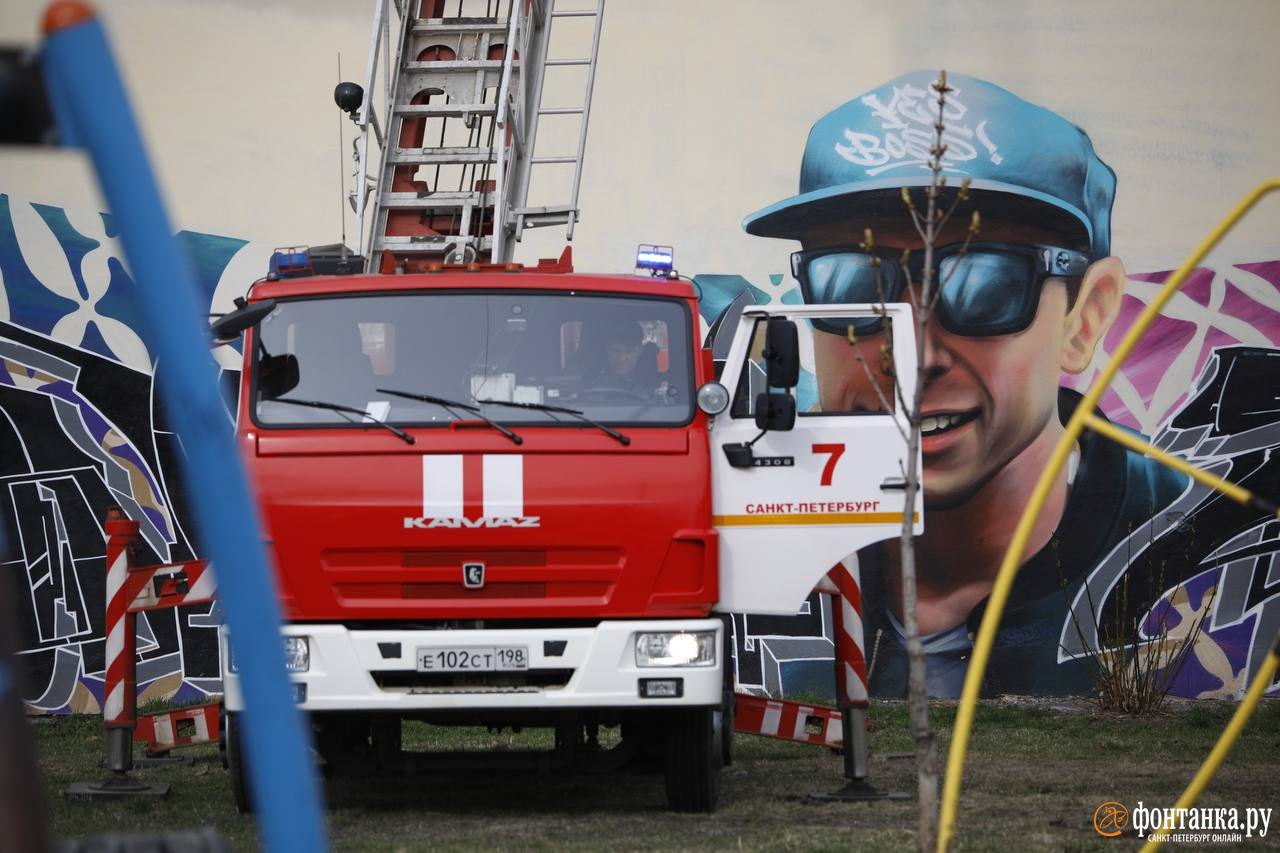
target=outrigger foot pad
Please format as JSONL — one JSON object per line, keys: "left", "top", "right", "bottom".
{"left": 64, "top": 774, "right": 171, "bottom": 800}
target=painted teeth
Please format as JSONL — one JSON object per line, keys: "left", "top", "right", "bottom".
{"left": 921, "top": 414, "right": 967, "bottom": 434}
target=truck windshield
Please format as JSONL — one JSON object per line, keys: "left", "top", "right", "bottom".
{"left": 253, "top": 291, "right": 694, "bottom": 427}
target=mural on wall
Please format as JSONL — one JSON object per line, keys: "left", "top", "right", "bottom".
{"left": 3, "top": 62, "right": 1278, "bottom": 714}
{"left": 719, "top": 69, "right": 1280, "bottom": 700}
{"left": 0, "top": 192, "right": 263, "bottom": 713}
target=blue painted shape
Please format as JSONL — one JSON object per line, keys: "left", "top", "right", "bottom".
{"left": 78, "top": 319, "right": 113, "bottom": 360}
{"left": 31, "top": 203, "right": 95, "bottom": 302}
{"left": 175, "top": 231, "right": 248, "bottom": 303}
{"left": 692, "top": 273, "right": 752, "bottom": 325}
{"left": 778, "top": 659, "right": 837, "bottom": 701}
{"left": 42, "top": 16, "right": 326, "bottom": 851}
{"left": 0, "top": 194, "right": 79, "bottom": 332}
{"left": 795, "top": 368, "right": 818, "bottom": 412}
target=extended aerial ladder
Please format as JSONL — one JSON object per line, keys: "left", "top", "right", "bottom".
{"left": 337, "top": 0, "right": 605, "bottom": 272}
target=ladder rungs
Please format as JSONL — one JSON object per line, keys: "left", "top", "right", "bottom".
{"left": 515, "top": 204, "right": 576, "bottom": 216}
{"left": 538, "top": 107, "right": 584, "bottom": 115}
{"left": 530, "top": 156, "right": 577, "bottom": 164}
{"left": 410, "top": 18, "right": 506, "bottom": 34}
{"left": 393, "top": 103, "right": 498, "bottom": 118}
{"left": 403, "top": 59, "right": 515, "bottom": 73}
{"left": 379, "top": 191, "right": 486, "bottom": 209}
{"left": 544, "top": 58, "right": 591, "bottom": 66}
{"left": 373, "top": 235, "right": 493, "bottom": 252}
{"left": 551, "top": 10, "right": 599, "bottom": 17}
{"left": 387, "top": 147, "right": 498, "bottom": 165}
{"left": 519, "top": 213, "right": 573, "bottom": 229}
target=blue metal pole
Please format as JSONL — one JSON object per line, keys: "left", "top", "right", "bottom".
{"left": 39, "top": 4, "right": 327, "bottom": 849}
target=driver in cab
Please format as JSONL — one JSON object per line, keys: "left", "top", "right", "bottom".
{"left": 584, "top": 319, "right": 658, "bottom": 395}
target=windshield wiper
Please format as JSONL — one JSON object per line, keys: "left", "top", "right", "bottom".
{"left": 376, "top": 388, "right": 523, "bottom": 445}
{"left": 475, "top": 399, "right": 630, "bottom": 446}
{"left": 269, "top": 397, "right": 415, "bottom": 444}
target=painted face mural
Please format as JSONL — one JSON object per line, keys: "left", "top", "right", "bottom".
{"left": 725, "top": 71, "right": 1280, "bottom": 701}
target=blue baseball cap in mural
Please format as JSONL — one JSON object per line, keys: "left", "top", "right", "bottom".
{"left": 743, "top": 70, "right": 1117, "bottom": 259}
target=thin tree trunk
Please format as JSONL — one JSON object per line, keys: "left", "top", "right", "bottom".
{"left": 897, "top": 72, "right": 957, "bottom": 853}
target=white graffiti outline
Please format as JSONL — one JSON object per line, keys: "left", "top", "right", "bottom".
{"left": 834, "top": 83, "right": 999, "bottom": 177}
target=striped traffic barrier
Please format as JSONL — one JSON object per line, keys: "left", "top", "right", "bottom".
{"left": 66, "top": 508, "right": 218, "bottom": 799}
{"left": 731, "top": 557, "right": 906, "bottom": 801}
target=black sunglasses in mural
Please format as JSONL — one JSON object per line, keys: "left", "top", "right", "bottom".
{"left": 791, "top": 241, "right": 1091, "bottom": 337}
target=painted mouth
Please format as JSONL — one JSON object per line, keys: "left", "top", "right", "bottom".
{"left": 920, "top": 410, "right": 978, "bottom": 437}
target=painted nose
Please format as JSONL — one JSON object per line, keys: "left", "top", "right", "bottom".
{"left": 920, "top": 319, "right": 955, "bottom": 378}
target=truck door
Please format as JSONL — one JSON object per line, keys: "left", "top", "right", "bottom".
{"left": 710, "top": 304, "right": 921, "bottom": 615}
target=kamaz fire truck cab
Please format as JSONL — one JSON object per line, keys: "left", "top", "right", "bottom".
{"left": 218, "top": 257, "right": 919, "bottom": 812}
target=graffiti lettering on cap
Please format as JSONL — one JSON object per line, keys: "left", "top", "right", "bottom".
{"left": 836, "top": 82, "right": 1002, "bottom": 177}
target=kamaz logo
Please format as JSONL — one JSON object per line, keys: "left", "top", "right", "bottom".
{"left": 407, "top": 455, "right": 540, "bottom": 530}
{"left": 403, "top": 516, "right": 541, "bottom": 529}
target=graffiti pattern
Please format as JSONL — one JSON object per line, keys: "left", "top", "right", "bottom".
{"left": 1, "top": 193, "right": 263, "bottom": 713}
{"left": 2, "top": 191, "right": 1277, "bottom": 709}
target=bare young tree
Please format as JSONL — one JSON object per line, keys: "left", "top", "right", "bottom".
{"left": 844, "top": 71, "right": 979, "bottom": 852}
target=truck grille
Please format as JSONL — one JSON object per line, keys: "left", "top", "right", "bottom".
{"left": 371, "top": 669, "right": 574, "bottom": 693}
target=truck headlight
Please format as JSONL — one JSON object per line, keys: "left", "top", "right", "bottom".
{"left": 635, "top": 631, "right": 716, "bottom": 667}
{"left": 283, "top": 637, "right": 310, "bottom": 672}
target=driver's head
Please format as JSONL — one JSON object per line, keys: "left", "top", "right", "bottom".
{"left": 603, "top": 320, "right": 644, "bottom": 377}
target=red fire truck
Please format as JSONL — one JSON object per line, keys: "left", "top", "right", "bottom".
{"left": 215, "top": 252, "right": 918, "bottom": 812}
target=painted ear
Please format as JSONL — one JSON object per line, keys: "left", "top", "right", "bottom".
{"left": 1060, "top": 256, "right": 1126, "bottom": 374}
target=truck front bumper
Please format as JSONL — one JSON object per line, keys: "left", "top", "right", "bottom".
{"left": 221, "top": 619, "right": 723, "bottom": 712}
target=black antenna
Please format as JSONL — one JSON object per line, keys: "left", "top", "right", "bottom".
{"left": 337, "top": 52, "right": 347, "bottom": 260}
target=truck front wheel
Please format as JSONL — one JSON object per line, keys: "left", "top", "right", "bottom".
{"left": 663, "top": 708, "right": 721, "bottom": 812}
{"left": 225, "top": 712, "right": 253, "bottom": 814}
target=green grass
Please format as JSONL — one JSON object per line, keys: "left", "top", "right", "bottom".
{"left": 29, "top": 700, "right": 1280, "bottom": 851}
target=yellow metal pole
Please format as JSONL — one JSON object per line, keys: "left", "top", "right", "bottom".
{"left": 1082, "top": 415, "right": 1277, "bottom": 517}
{"left": 936, "top": 179, "right": 1280, "bottom": 853}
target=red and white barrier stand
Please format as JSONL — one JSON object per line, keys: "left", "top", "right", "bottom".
{"left": 733, "top": 559, "right": 906, "bottom": 801}
{"left": 65, "top": 509, "right": 217, "bottom": 800}
{"left": 133, "top": 700, "right": 222, "bottom": 760}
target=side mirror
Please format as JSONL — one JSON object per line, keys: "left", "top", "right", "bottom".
{"left": 754, "top": 391, "right": 796, "bottom": 432}
{"left": 763, "top": 317, "right": 799, "bottom": 388}
{"left": 210, "top": 298, "right": 277, "bottom": 342}
{"left": 722, "top": 391, "right": 797, "bottom": 468}
{"left": 258, "top": 353, "right": 300, "bottom": 399}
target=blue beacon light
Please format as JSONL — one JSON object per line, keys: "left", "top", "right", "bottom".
{"left": 635, "top": 244, "right": 674, "bottom": 276}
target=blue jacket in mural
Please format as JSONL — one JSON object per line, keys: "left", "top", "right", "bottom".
{"left": 861, "top": 388, "right": 1190, "bottom": 698}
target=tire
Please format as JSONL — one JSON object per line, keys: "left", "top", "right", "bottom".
{"left": 218, "top": 707, "right": 228, "bottom": 769}
{"left": 225, "top": 711, "right": 254, "bottom": 814}
{"left": 663, "top": 708, "right": 721, "bottom": 812}
{"left": 720, "top": 613, "right": 736, "bottom": 768}
{"left": 718, "top": 692, "right": 735, "bottom": 768}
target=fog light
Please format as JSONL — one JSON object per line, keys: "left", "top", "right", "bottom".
{"left": 639, "top": 678, "right": 683, "bottom": 698}
{"left": 635, "top": 631, "right": 716, "bottom": 667}
{"left": 283, "top": 637, "right": 310, "bottom": 672}
{"left": 696, "top": 382, "right": 729, "bottom": 415}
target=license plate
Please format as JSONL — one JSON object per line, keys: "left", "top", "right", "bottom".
{"left": 416, "top": 646, "right": 528, "bottom": 672}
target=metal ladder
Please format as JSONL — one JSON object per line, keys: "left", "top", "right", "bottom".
{"left": 347, "top": 0, "right": 605, "bottom": 273}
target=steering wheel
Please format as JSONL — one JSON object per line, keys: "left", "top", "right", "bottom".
{"left": 577, "top": 387, "right": 651, "bottom": 403}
